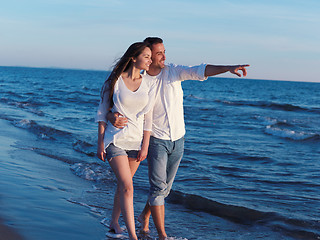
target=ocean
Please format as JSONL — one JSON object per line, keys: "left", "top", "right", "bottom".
{"left": 0, "top": 66, "right": 319, "bottom": 240}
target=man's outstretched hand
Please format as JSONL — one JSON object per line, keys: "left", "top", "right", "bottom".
{"left": 205, "top": 64, "right": 250, "bottom": 77}
{"left": 107, "top": 112, "right": 128, "bottom": 129}
{"left": 229, "top": 64, "right": 250, "bottom": 77}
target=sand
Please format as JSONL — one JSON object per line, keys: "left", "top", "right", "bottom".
{"left": 0, "top": 119, "right": 107, "bottom": 240}
{"left": 0, "top": 218, "right": 24, "bottom": 240}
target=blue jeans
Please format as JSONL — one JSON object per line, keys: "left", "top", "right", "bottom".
{"left": 147, "top": 136, "right": 185, "bottom": 206}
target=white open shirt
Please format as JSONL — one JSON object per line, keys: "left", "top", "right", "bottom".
{"left": 142, "top": 63, "right": 207, "bottom": 141}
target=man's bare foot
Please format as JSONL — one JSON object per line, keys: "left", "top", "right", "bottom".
{"left": 137, "top": 214, "right": 150, "bottom": 233}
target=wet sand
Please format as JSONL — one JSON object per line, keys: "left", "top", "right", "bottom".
{"left": 0, "top": 119, "right": 107, "bottom": 240}
{"left": 0, "top": 218, "right": 24, "bottom": 240}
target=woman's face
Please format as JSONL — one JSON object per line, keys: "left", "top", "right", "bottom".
{"left": 133, "top": 47, "right": 152, "bottom": 71}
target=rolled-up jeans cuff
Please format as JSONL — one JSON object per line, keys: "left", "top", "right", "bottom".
{"left": 148, "top": 195, "right": 165, "bottom": 206}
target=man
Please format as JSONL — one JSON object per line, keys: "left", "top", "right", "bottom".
{"left": 109, "top": 37, "right": 249, "bottom": 239}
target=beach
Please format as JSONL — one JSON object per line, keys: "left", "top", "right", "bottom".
{"left": 0, "top": 120, "right": 24, "bottom": 240}
{"left": 0, "top": 119, "right": 106, "bottom": 240}
{"left": 0, "top": 217, "right": 23, "bottom": 240}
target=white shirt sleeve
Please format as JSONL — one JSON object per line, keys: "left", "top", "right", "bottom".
{"left": 95, "top": 82, "right": 111, "bottom": 123}
{"left": 141, "top": 77, "right": 159, "bottom": 131}
{"left": 143, "top": 108, "right": 153, "bottom": 131}
{"left": 169, "top": 63, "right": 208, "bottom": 82}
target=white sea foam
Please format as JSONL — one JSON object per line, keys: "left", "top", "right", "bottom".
{"left": 100, "top": 217, "right": 110, "bottom": 228}
{"left": 265, "top": 125, "right": 312, "bottom": 141}
{"left": 255, "top": 115, "right": 281, "bottom": 125}
{"left": 67, "top": 198, "right": 105, "bottom": 215}
{"left": 14, "top": 119, "right": 32, "bottom": 128}
{"left": 70, "top": 162, "right": 113, "bottom": 182}
{"left": 165, "top": 237, "right": 188, "bottom": 240}
{"left": 105, "top": 231, "right": 129, "bottom": 239}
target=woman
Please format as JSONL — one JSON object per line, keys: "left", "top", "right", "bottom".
{"left": 96, "top": 42, "right": 157, "bottom": 240}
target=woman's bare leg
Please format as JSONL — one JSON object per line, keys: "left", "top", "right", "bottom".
{"left": 110, "top": 157, "right": 140, "bottom": 233}
{"left": 108, "top": 155, "right": 140, "bottom": 240}
{"left": 109, "top": 185, "right": 123, "bottom": 233}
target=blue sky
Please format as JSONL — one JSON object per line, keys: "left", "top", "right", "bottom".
{"left": 1, "top": 0, "right": 319, "bottom": 82}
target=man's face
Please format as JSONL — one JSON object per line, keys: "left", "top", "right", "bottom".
{"left": 150, "top": 43, "right": 166, "bottom": 69}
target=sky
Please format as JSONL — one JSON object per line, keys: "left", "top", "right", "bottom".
{"left": 1, "top": 0, "right": 320, "bottom": 82}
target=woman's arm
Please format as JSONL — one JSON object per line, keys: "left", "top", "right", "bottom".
{"left": 137, "top": 130, "right": 151, "bottom": 162}
{"left": 96, "top": 81, "right": 112, "bottom": 124}
{"left": 97, "top": 121, "right": 107, "bottom": 161}
{"left": 137, "top": 108, "right": 153, "bottom": 162}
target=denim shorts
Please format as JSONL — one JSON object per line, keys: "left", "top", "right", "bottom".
{"left": 106, "top": 143, "right": 139, "bottom": 160}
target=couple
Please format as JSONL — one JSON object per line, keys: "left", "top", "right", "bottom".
{"left": 96, "top": 37, "right": 249, "bottom": 240}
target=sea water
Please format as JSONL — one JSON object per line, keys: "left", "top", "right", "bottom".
{"left": 0, "top": 66, "right": 319, "bottom": 240}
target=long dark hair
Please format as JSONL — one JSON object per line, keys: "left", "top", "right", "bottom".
{"left": 100, "top": 42, "right": 150, "bottom": 107}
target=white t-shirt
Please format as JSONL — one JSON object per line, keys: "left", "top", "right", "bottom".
{"left": 96, "top": 75, "right": 159, "bottom": 150}
{"left": 142, "top": 63, "right": 207, "bottom": 141}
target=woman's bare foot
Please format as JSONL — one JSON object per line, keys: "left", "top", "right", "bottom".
{"left": 137, "top": 214, "right": 150, "bottom": 233}
{"left": 109, "top": 221, "right": 124, "bottom": 234}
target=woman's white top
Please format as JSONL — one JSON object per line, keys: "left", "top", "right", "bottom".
{"left": 96, "top": 75, "right": 159, "bottom": 150}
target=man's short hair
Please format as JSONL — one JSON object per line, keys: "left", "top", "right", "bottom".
{"left": 143, "top": 37, "right": 163, "bottom": 48}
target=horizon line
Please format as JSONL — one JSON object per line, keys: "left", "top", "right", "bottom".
{"left": 0, "top": 64, "right": 318, "bottom": 84}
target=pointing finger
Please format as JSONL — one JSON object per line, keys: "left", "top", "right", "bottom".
{"left": 242, "top": 67, "right": 247, "bottom": 77}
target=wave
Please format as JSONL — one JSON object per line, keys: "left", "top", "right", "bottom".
{"left": 255, "top": 116, "right": 319, "bottom": 142}
{"left": 69, "top": 90, "right": 98, "bottom": 97}
{"left": 0, "top": 97, "right": 45, "bottom": 116}
{"left": 168, "top": 190, "right": 320, "bottom": 239}
{"left": 168, "top": 190, "right": 274, "bottom": 223}
{"left": 72, "top": 140, "right": 96, "bottom": 156}
{"left": 265, "top": 125, "right": 319, "bottom": 141}
{"left": 216, "top": 99, "right": 319, "bottom": 114}
{"left": 184, "top": 94, "right": 206, "bottom": 100}
{"left": 70, "top": 162, "right": 114, "bottom": 182}
{"left": 33, "top": 148, "right": 83, "bottom": 165}
{"left": 13, "top": 119, "right": 73, "bottom": 140}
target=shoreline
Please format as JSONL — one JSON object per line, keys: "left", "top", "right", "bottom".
{"left": 0, "top": 218, "right": 24, "bottom": 240}
{"left": 0, "top": 120, "right": 25, "bottom": 240}
{"left": 0, "top": 118, "right": 106, "bottom": 240}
